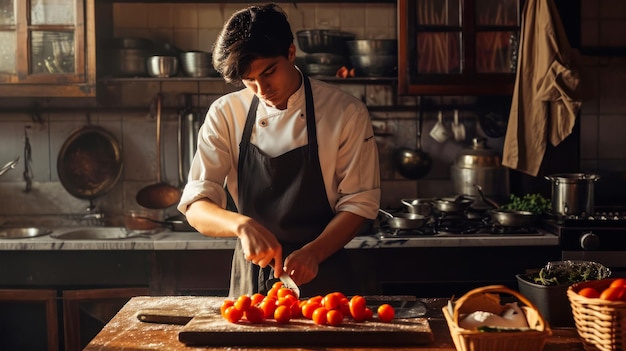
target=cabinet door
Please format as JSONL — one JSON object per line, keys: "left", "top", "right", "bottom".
{"left": 0, "top": 0, "right": 96, "bottom": 97}
{"left": 398, "top": 0, "right": 521, "bottom": 95}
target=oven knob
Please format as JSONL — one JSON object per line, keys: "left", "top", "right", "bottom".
{"left": 580, "top": 232, "right": 600, "bottom": 250}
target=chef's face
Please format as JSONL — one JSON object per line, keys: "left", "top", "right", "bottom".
{"left": 241, "top": 44, "right": 300, "bottom": 110}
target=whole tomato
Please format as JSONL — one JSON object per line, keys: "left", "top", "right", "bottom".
{"left": 312, "top": 307, "right": 329, "bottom": 325}
{"left": 377, "top": 304, "right": 395, "bottom": 322}
{"left": 274, "top": 305, "right": 291, "bottom": 324}
{"left": 600, "top": 286, "right": 625, "bottom": 301}
{"left": 349, "top": 295, "right": 367, "bottom": 321}
{"left": 234, "top": 295, "right": 252, "bottom": 311}
{"left": 578, "top": 287, "right": 600, "bottom": 298}
{"left": 223, "top": 305, "right": 243, "bottom": 323}
{"left": 326, "top": 309, "right": 344, "bottom": 326}
{"left": 244, "top": 305, "right": 265, "bottom": 324}
{"left": 610, "top": 278, "right": 626, "bottom": 288}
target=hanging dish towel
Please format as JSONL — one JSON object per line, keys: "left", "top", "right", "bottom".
{"left": 502, "top": 0, "right": 583, "bottom": 176}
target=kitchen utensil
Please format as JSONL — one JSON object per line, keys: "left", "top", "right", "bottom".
{"left": 378, "top": 209, "right": 430, "bottom": 230}
{"left": 451, "top": 109, "right": 466, "bottom": 142}
{"left": 304, "top": 53, "right": 348, "bottom": 65}
{"left": 296, "top": 30, "right": 355, "bottom": 55}
{"left": 450, "top": 137, "right": 509, "bottom": 204}
{"left": 346, "top": 39, "right": 397, "bottom": 55}
{"left": 136, "top": 94, "right": 182, "bottom": 209}
{"left": 179, "top": 50, "right": 218, "bottom": 77}
{"left": 400, "top": 198, "right": 433, "bottom": 216}
{"left": 279, "top": 273, "right": 300, "bottom": 298}
{"left": 107, "top": 37, "right": 152, "bottom": 77}
{"left": 126, "top": 213, "right": 194, "bottom": 232}
{"left": 349, "top": 54, "right": 397, "bottom": 77}
{"left": 489, "top": 209, "right": 537, "bottom": 227}
{"left": 303, "top": 62, "right": 344, "bottom": 77}
{"left": 545, "top": 173, "right": 600, "bottom": 216}
{"left": 474, "top": 184, "right": 500, "bottom": 209}
{"left": 147, "top": 56, "right": 179, "bottom": 77}
{"left": 393, "top": 102, "right": 432, "bottom": 179}
{"left": 432, "top": 197, "right": 474, "bottom": 213}
{"left": 429, "top": 110, "right": 451, "bottom": 143}
{"left": 57, "top": 125, "right": 123, "bottom": 211}
{"left": 0, "top": 156, "right": 19, "bottom": 177}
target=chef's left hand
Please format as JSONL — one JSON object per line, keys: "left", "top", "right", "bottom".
{"left": 283, "top": 248, "right": 318, "bottom": 285}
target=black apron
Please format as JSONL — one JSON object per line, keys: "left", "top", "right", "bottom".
{"left": 229, "top": 75, "right": 355, "bottom": 298}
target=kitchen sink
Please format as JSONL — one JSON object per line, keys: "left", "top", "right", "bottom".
{"left": 0, "top": 227, "right": 52, "bottom": 239}
{"left": 50, "top": 227, "right": 147, "bottom": 240}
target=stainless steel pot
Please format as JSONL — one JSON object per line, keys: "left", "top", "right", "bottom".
{"left": 545, "top": 173, "right": 600, "bottom": 216}
{"left": 450, "top": 137, "right": 509, "bottom": 204}
{"left": 400, "top": 198, "right": 433, "bottom": 216}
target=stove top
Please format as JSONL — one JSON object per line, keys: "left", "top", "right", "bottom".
{"left": 376, "top": 209, "right": 546, "bottom": 238}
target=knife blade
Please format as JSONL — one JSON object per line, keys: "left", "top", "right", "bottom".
{"left": 278, "top": 272, "right": 300, "bottom": 298}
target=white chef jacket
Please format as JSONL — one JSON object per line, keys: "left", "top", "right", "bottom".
{"left": 178, "top": 75, "right": 381, "bottom": 221}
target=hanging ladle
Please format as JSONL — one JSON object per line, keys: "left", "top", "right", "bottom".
{"left": 136, "top": 94, "right": 182, "bottom": 209}
{"left": 393, "top": 97, "right": 432, "bottom": 179}
{"left": 0, "top": 156, "right": 19, "bottom": 177}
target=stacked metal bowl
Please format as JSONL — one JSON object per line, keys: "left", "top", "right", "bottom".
{"left": 347, "top": 39, "right": 398, "bottom": 77}
{"left": 180, "top": 50, "right": 219, "bottom": 78}
{"left": 296, "top": 30, "right": 355, "bottom": 77}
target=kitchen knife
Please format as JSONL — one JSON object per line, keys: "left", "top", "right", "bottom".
{"left": 278, "top": 272, "right": 300, "bottom": 298}
{"left": 137, "top": 308, "right": 194, "bottom": 325}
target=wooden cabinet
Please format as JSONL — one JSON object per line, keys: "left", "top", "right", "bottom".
{"left": 397, "top": 0, "right": 521, "bottom": 95}
{"left": 0, "top": 0, "right": 96, "bottom": 97}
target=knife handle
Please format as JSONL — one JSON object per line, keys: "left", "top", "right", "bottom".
{"left": 136, "top": 308, "right": 194, "bottom": 325}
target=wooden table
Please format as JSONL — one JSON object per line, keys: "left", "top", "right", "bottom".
{"left": 85, "top": 296, "right": 586, "bottom": 351}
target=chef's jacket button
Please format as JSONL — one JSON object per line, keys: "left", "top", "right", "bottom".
{"left": 259, "top": 120, "right": 268, "bottom": 127}
{"left": 300, "top": 113, "right": 305, "bottom": 118}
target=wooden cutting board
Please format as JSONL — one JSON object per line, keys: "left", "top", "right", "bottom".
{"left": 178, "top": 305, "right": 433, "bottom": 347}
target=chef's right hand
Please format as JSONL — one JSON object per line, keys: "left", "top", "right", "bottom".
{"left": 185, "top": 199, "right": 283, "bottom": 274}
{"left": 236, "top": 216, "right": 283, "bottom": 274}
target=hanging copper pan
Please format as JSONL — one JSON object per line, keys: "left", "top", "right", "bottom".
{"left": 57, "top": 126, "right": 123, "bottom": 201}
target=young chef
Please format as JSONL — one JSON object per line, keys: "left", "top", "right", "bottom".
{"left": 177, "top": 3, "right": 380, "bottom": 298}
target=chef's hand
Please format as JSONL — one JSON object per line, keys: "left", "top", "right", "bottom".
{"left": 237, "top": 217, "right": 283, "bottom": 273}
{"left": 283, "top": 248, "right": 318, "bottom": 286}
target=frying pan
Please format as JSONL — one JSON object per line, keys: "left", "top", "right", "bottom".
{"left": 393, "top": 99, "right": 432, "bottom": 179}
{"left": 431, "top": 196, "right": 474, "bottom": 213}
{"left": 378, "top": 209, "right": 430, "bottom": 229}
{"left": 57, "top": 125, "right": 123, "bottom": 208}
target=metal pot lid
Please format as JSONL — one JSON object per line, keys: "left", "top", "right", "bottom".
{"left": 57, "top": 126, "right": 123, "bottom": 199}
{"left": 455, "top": 137, "right": 501, "bottom": 168}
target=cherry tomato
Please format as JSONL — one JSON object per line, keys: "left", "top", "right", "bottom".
{"left": 363, "top": 307, "right": 374, "bottom": 321}
{"left": 349, "top": 295, "right": 367, "bottom": 321}
{"left": 259, "top": 299, "right": 277, "bottom": 319}
{"left": 308, "top": 295, "right": 324, "bottom": 304}
{"left": 326, "top": 309, "right": 344, "bottom": 326}
{"left": 610, "top": 278, "right": 626, "bottom": 288}
{"left": 322, "top": 293, "right": 341, "bottom": 310}
{"left": 600, "top": 286, "right": 625, "bottom": 301}
{"left": 267, "top": 287, "right": 279, "bottom": 298}
{"left": 220, "top": 299, "right": 235, "bottom": 318}
{"left": 578, "top": 287, "right": 600, "bottom": 298}
{"left": 290, "top": 299, "right": 303, "bottom": 319}
{"left": 277, "top": 287, "right": 297, "bottom": 299}
{"left": 244, "top": 305, "right": 265, "bottom": 324}
{"left": 312, "top": 307, "right": 329, "bottom": 325}
{"left": 223, "top": 305, "right": 243, "bottom": 323}
{"left": 250, "top": 293, "right": 265, "bottom": 306}
{"left": 274, "top": 305, "right": 291, "bottom": 324}
{"left": 302, "top": 300, "right": 321, "bottom": 319}
{"left": 272, "top": 281, "right": 284, "bottom": 290}
{"left": 377, "top": 304, "right": 395, "bottom": 322}
{"left": 234, "top": 295, "right": 252, "bottom": 311}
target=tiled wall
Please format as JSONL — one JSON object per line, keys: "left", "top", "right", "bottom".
{"left": 0, "top": 1, "right": 625, "bottom": 226}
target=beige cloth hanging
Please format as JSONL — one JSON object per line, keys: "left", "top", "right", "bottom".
{"left": 502, "top": 0, "right": 583, "bottom": 176}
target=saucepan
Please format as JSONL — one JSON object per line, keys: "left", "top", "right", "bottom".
{"left": 488, "top": 209, "right": 537, "bottom": 227}
{"left": 378, "top": 209, "right": 430, "bottom": 230}
{"left": 400, "top": 198, "right": 433, "bottom": 216}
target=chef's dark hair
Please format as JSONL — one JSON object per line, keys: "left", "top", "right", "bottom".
{"left": 212, "top": 3, "right": 294, "bottom": 86}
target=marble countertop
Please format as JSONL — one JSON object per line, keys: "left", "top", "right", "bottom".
{"left": 0, "top": 227, "right": 560, "bottom": 250}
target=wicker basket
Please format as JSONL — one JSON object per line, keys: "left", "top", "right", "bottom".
{"left": 442, "top": 285, "right": 552, "bottom": 351}
{"left": 567, "top": 279, "right": 626, "bottom": 351}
